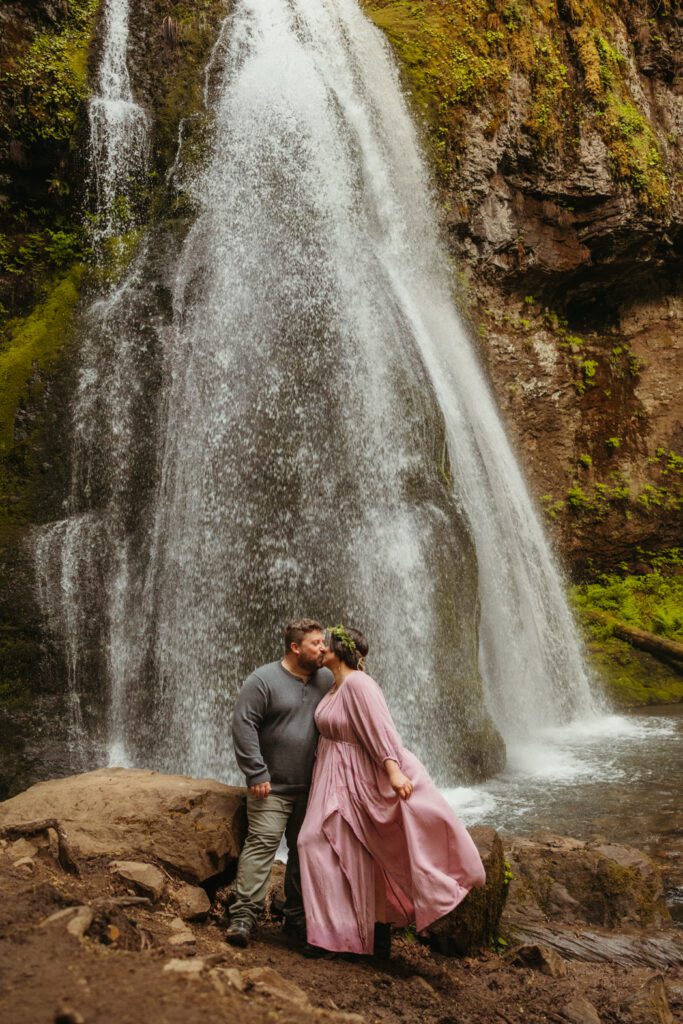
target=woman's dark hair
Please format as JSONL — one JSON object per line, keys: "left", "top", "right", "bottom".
{"left": 327, "top": 626, "right": 369, "bottom": 670}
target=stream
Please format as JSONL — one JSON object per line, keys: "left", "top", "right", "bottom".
{"left": 447, "top": 705, "right": 683, "bottom": 923}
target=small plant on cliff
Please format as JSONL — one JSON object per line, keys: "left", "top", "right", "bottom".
{"left": 2, "top": 0, "right": 100, "bottom": 143}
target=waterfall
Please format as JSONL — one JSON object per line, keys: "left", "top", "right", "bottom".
{"left": 33, "top": 0, "right": 599, "bottom": 784}
{"left": 87, "top": 0, "right": 149, "bottom": 241}
{"left": 32, "top": 0, "right": 152, "bottom": 766}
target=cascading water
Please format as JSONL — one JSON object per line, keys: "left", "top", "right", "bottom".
{"left": 33, "top": 0, "right": 600, "bottom": 784}
{"left": 33, "top": 0, "right": 151, "bottom": 767}
{"left": 87, "top": 0, "right": 149, "bottom": 241}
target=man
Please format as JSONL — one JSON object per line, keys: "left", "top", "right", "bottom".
{"left": 225, "top": 618, "right": 332, "bottom": 947}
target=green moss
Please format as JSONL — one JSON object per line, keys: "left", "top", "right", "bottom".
{"left": 1, "top": 0, "right": 100, "bottom": 143}
{"left": 0, "top": 267, "right": 84, "bottom": 506}
{"left": 361, "top": 0, "right": 510, "bottom": 170}
{"left": 361, "top": 0, "right": 674, "bottom": 206}
{"left": 572, "top": 564, "right": 683, "bottom": 706}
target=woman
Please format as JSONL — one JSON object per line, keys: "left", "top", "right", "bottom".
{"left": 298, "top": 625, "right": 486, "bottom": 957}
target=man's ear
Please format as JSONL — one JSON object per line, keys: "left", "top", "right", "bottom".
{"left": 290, "top": 642, "right": 301, "bottom": 657}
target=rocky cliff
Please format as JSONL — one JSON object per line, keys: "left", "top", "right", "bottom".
{"left": 361, "top": 0, "right": 682, "bottom": 575}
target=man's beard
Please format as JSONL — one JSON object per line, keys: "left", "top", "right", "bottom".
{"left": 298, "top": 652, "right": 322, "bottom": 673}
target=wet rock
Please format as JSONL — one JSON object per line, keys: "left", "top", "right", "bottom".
{"left": 627, "top": 976, "right": 674, "bottom": 1024}
{"left": 512, "top": 943, "right": 568, "bottom": 978}
{"left": 110, "top": 860, "right": 165, "bottom": 901}
{"left": 241, "top": 966, "right": 310, "bottom": 1005}
{"left": 428, "top": 827, "right": 507, "bottom": 956}
{"left": 562, "top": 995, "right": 602, "bottom": 1024}
{"left": 173, "top": 882, "right": 210, "bottom": 920}
{"left": 0, "top": 768, "right": 247, "bottom": 884}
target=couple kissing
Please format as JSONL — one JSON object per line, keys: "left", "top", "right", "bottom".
{"left": 227, "top": 618, "right": 486, "bottom": 958}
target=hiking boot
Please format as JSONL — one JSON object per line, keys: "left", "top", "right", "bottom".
{"left": 282, "top": 917, "right": 307, "bottom": 945}
{"left": 302, "top": 942, "right": 335, "bottom": 959}
{"left": 373, "top": 922, "right": 392, "bottom": 960}
{"left": 224, "top": 918, "right": 252, "bottom": 948}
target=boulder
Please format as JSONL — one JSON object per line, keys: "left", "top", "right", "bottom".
{"left": 173, "top": 882, "right": 211, "bottom": 920}
{"left": 503, "top": 835, "right": 669, "bottom": 932}
{"left": 0, "top": 768, "right": 247, "bottom": 884}
{"left": 428, "top": 826, "right": 507, "bottom": 956}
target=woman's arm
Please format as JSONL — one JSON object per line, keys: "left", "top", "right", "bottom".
{"left": 383, "top": 758, "right": 414, "bottom": 800}
{"left": 343, "top": 676, "right": 414, "bottom": 799}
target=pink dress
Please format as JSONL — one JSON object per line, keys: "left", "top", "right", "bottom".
{"left": 298, "top": 671, "right": 486, "bottom": 954}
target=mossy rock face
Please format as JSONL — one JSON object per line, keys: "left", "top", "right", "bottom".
{"left": 428, "top": 827, "right": 508, "bottom": 955}
{"left": 361, "top": 0, "right": 675, "bottom": 211}
{"left": 572, "top": 563, "right": 683, "bottom": 706}
{"left": 0, "top": 1, "right": 99, "bottom": 319}
{"left": 0, "top": 268, "right": 86, "bottom": 798}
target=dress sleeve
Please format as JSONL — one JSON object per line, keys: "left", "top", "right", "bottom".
{"left": 343, "top": 674, "right": 403, "bottom": 768}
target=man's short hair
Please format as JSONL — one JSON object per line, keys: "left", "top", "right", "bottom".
{"left": 284, "top": 618, "right": 323, "bottom": 652}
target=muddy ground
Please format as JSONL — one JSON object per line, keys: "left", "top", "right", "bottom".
{"left": 0, "top": 850, "right": 681, "bottom": 1024}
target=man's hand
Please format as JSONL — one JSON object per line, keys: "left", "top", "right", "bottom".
{"left": 249, "top": 781, "right": 272, "bottom": 799}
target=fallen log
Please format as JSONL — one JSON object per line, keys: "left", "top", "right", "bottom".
{"left": 584, "top": 609, "right": 683, "bottom": 666}
{"left": 1, "top": 818, "right": 81, "bottom": 876}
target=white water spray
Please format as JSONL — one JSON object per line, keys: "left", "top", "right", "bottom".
{"left": 33, "top": 0, "right": 600, "bottom": 782}
{"left": 88, "top": 0, "right": 148, "bottom": 240}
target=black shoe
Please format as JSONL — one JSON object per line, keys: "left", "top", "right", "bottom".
{"left": 224, "top": 919, "right": 252, "bottom": 948}
{"left": 302, "top": 942, "right": 335, "bottom": 959}
{"left": 373, "top": 922, "right": 392, "bottom": 959}
{"left": 282, "top": 918, "right": 307, "bottom": 945}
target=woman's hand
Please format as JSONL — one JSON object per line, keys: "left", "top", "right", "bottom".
{"left": 384, "top": 759, "right": 413, "bottom": 800}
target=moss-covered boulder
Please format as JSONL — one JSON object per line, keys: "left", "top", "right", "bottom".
{"left": 503, "top": 834, "right": 670, "bottom": 934}
{"left": 428, "top": 826, "right": 508, "bottom": 955}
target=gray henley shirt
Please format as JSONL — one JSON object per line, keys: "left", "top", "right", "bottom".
{"left": 232, "top": 660, "right": 333, "bottom": 794}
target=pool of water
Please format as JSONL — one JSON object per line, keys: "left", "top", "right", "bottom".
{"left": 444, "top": 705, "right": 683, "bottom": 923}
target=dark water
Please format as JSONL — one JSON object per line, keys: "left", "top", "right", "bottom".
{"left": 445, "top": 705, "right": 683, "bottom": 923}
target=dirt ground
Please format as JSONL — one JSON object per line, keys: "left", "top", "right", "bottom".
{"left": 0, "top": 851, "right": 681, "bottom": 1024}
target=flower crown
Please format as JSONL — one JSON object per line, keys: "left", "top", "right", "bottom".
{"left": 327, "top": 625, "right": 356, "bottom": 653}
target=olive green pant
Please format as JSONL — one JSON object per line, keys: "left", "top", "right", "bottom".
{"left": 230, "top": 792, "right": 308, "bottom": 928}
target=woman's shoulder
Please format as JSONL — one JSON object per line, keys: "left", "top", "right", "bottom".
{"left": 343, "top": 670, "right": 379, "bottom": 693}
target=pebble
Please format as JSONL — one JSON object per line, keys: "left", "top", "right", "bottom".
{"left": 109, "top": 860, "right": 166, "bottom": 901}
{"left": 173, "top": 882, "right": 211, "bottom": 920}
{"left": 163, "top": 958, "right": 205, "bottom": 977}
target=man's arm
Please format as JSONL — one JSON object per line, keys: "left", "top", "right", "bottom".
{"left": 232, "top": 674, "right": 272, "bottom": 797}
